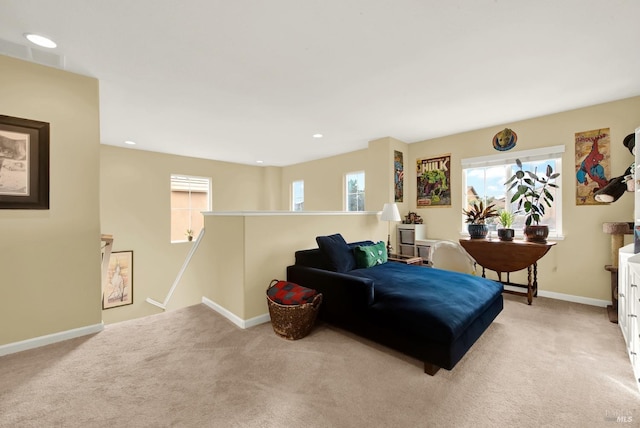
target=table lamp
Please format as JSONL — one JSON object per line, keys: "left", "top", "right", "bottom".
{"left": 380, "top": 203, "right": 401, "bottom": 255}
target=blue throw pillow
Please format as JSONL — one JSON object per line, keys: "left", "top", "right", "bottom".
{"left": 316, "top": 233, "right": 356, "bottom": 273}
{"left": 353, "top": 241, "right": 388, "bottom": 268}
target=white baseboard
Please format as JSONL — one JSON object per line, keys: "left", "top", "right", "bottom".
{"left": 503, "top": 284, "right": 610, "bottom": 307}
{"left": 201, "top": 296, "right": 271, "bottom": 329}
{"left": 244, "top": 313, "right": 271, "bottom": 328}
{"left": 537, "top": 290, "right": 610, "bottom": 307}
{"left": 0, "top": 322, "right": 104, "bottom": 357}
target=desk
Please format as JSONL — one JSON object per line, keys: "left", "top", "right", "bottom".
{"left": 459, "top": 238, "right": 556, "bottom": 305}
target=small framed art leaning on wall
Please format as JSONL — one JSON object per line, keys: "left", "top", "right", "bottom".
{"left": 103, "top": 251, "right": 134, "bottom": 309}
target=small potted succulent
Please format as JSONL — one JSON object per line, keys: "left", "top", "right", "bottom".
{"left": 497, "top": 210, "right": 515, "bottom": 241}
{"left": 185, "top": 229, "right": 194, "bottom": 241}
{"left": 462, "top": 201, "right": 498, "bottom": 239}
{"left": 505, "top": 159, "right": 560, "bottom": 242}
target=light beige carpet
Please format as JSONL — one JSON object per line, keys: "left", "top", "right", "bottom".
{"left": 1, "top": 294, "right": 639, "bottom": 428}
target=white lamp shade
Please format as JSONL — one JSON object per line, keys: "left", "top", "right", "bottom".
{"left": 380, "top": 203, "right": 401, "bottom": 222}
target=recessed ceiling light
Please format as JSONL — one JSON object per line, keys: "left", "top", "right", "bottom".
{"left": 313, "top": 134, "right": 323, "bottom": 138}
{"left": 256, "top": 160, "right": 264, "bottom": 164}
{"left": 124, "top": 140, "right": 136, "bottom": 145}
{"left": 24, "top": 33, "right": 57, "bottom": 49}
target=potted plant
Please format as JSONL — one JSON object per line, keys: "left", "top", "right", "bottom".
{"left": 185, "top": 229, "right": 194, "bottom": 241}
{"left": 497, "top": 210, "right": 515, "bottom": 241}
{"left": 505, "top": 159, "right": 560, "bottom": 243}
{"left": 462, "top": 201, "right": 498, "bottom": 239}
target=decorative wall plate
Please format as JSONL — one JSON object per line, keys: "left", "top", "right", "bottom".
{"left": 493, "top": 128, "right": 517, "bottom": 151}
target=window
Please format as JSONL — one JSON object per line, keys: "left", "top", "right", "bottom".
{"left": 461, "top": 146, "right": 564, "bottom": 238}
{"left": 292, "top": 180, "right": 304, "bottom": 211}
{"left": 170, "top": 175, "right": 211, "bottom": 242}
{"left": 346, "top": 171, "right": 365, "bottom": 211}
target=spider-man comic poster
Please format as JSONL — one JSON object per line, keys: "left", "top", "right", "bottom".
{"left": 575, "top": 128, "right": 611, "bottom": 205}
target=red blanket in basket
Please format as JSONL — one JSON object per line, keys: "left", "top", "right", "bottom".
{"left": 267, "top": 280, "right": 317, "bottom": 305}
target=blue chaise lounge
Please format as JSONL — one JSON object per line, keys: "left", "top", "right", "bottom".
{"left": 286, "top": 234, "right": 504, "bottom": 375}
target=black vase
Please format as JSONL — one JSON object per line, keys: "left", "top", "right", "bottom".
{"left": 524, "top": 225, "right": 549, "bottom": 243}
{"left": 497, "top": 228, "right": 515, "bottom": 241}
{"left": 468, "top": 224, "right": 488, "bottom": 239}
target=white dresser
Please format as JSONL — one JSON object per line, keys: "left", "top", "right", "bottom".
{"left": 619, "top": 242, "right": 640, "bottom": 391}
{"left": 617, "top": 127, "right": 640, "bottom": 391}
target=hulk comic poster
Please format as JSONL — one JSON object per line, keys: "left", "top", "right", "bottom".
{"left": 417, "top": 154, "right": 451, "bottom": 207}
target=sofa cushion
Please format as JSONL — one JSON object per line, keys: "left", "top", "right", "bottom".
{"left": 295, "top": 240, "right": 375, "bottom": 269}
{"left": 316, "top": 233, "right": 356, "bottom": 273}
{"left": 353, "top": 241, "right": 388, "bottom": 268}
{"left": 349, "top": 262, "right": 503, "bottom": 343}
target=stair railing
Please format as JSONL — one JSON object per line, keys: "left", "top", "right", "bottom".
{"left": 146, "top": 228, "right": 205, "bottom": 310}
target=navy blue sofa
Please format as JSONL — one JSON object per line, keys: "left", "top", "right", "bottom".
{"left": 286, "top": 235, "right": 504, "bottom": 375}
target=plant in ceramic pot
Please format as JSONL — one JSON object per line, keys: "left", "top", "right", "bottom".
{"left": 462, "top": 201, "right": 498, "bottom": 239}
{"left": 185, "top": 229, "right": 194, "bottom": 241}
{"left": 497, "top": 210, "right": 516, "bottom": 241}
{"left": 505, "top": 158, "right": 560, "bottom": 243}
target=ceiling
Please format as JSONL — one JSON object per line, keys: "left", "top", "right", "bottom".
{"left": 0, "top": 1, "right": 638, "bottom": 166}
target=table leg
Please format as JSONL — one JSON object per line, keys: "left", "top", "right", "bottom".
{"left": 533, "top": 262, "right": 538, "bottom": 297}
{"left": 527, "top": 265, "right": 533, "bottom": 305}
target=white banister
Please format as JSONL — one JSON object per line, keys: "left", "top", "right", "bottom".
{"left": 146, "top": 228, "right": 206, "bottom": 310}
{"left": 101, "top": 234, "right": 114, "bottom": 293}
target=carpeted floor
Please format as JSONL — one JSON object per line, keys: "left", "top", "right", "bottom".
{"left": 1, "top": 294, "right": 639, "bottom": 428}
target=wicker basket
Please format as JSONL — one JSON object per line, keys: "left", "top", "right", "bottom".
{"left": 266, "top": 281, "right": 322, "bottom": 340}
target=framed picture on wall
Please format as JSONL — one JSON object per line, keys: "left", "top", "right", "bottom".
{"left": 103, "top": 251, "right": 134, "bottom": 309}
{"left": 416, "top": 154, "right": 451, "bottom": 207}
{"left": 575, "top": 128, "right": 610, "bottom": 205}
{"left": 394, "top": 150, "right": 404, "bottom": 202}
{"left": 0, "top": 115, "right": 50, "bottom": 209}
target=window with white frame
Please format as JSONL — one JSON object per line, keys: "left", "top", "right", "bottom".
{"left": 170, "top": 175, "right": 211, "bottom": 242}
{"left": 461, "top": 145, "right": 564, "bottom": 238}
{"left": 346, "top": 171, "right": 365, "bottom": 211}
{"left": 292, "top": 180, "right": 304, "bottom": 211}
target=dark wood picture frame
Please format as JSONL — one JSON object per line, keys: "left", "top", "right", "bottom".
{"left": 0, "top": 115, "right": 50, "bottom": 209}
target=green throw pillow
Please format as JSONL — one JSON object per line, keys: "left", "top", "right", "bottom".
{"left": 353, "top": 241, "right": 388, "bottom": 268}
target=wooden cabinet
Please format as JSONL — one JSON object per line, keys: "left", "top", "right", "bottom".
{"left": 396, "top": 224, "right": 437, "bottom": 265}
{"left": 619, "top": 244, "right": 640, "bottom": 391}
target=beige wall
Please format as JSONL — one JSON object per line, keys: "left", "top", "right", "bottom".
{"left": 281, "top": 139, "right": 408, "bottom": 213}
{"left": 281, "top": 138, "right": 410, "bottom": 249}
{"left": 99, "top": 146, "right": 280, "bottom": 323}
{"left": 281, "top": 149, "right": 369, "bottom": 211}
{"left": 203, "top": 212, "right": 385, "bottom": 320}
{"left": 407, "top": 96, "right": 640, "bottom": 301}
{"left": 0, "top": 55, "right": 101, "bottom": 345}
{"left": 366, "top": 137, "right": 409, "bottom": 212}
